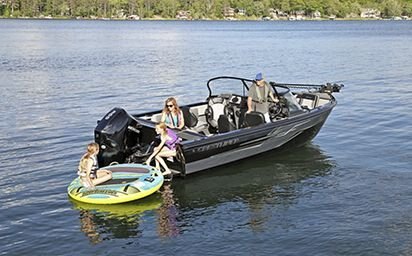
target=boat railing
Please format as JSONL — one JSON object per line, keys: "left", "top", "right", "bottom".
{"left": 270, "top": 82, "right": 344, "bottom": 94}
{"left": 206, "top": 76, "right": 344, "bottom": 99}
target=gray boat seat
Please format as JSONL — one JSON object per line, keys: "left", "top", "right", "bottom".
{"left": 150, "top": 113, "right": 163, "bottom": 123}
{"left": 206, "top": 96, "right": 228, "bottom": 129}
{"left": 296, "top": 93, "right": 319, "bottom": 110}
{"left": 181, "top": 106, "right": 209, "bottom": 134}
{"left": 218, "top": 115, "right": 236, "bottom": 133}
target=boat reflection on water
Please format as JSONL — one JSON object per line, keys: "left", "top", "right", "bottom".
{"left": 173, "top": 143, "right": 335, "bottom": 207}
{"left": 71, "top": 143, "right": 335, "bottom": 241}
{"left": 70, "top": 196, "right": 162, "bottom": 243}
{"left": 171, "top": 143, "right": 336, "bottom": 232}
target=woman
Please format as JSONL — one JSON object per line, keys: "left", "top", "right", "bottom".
{"left": 77, "top": 142, "right": 112, "bottom": 189}
{"left": 145, "top": 123, "right": 180, "bottom": 176}
{"left": 161, "top": 97, "right": 185, "bottom": 130}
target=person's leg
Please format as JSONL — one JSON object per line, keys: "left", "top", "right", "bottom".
{"left": 155, "top": 155, "right": 171, "bottom": 175}
{"left": 263, "top": 112, "right": 271, "bottom": 123}
{"left": 155, "top": 149, "right": 176, "bottom": 175}
{"left": 147, "top": 146, "right": 160, "bottom": 166}
{"left": 80, "top": 177, "right": 94, "bottom": 188}
{"left": 96, "top": 169, "right": 112, "bottom": 178}
{"left": 92, "top": 170, "right": 112, "bottom": 186}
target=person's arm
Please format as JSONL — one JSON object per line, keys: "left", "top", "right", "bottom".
{"left": 247, "top": 96, "right": 253, "bottom": 113}
{"left": 269, "top": 91, "right": 279, "bottom": 103}
{"left": 178, "top": 110, "right": 185, "bottom": 129}
{"left": 247, "top": 84, "right": 256, "bottom": 113}
{"left": 160, "top": 112, "right": 166, "bottom": 123}
{"left": 265, "top": 82, "right": 278, "bottom": 103}
{"left": 146, "top": 136, "right": 166, "bottom": 165}
{"left": 85, "top": 159, "right": 95, "bottom": 188}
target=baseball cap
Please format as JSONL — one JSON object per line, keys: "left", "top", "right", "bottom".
{"left": 255, "top": 73, "right": 263, "bottom": 81}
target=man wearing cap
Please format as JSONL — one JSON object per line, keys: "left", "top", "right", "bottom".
{"left": 247, "top": 72, "right": 279, "bottom": 123}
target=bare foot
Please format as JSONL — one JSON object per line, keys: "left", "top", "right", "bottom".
{"left": 162, "top": 171, "right": 173, "bottom": 182}
{"left": 162, "top": 170, "right": 172, "bottom": 176}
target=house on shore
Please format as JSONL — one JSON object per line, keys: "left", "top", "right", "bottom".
{"left": 176, "top": 10, "right": 191, "bottom": 20}
{"left": 223, "top": 7, "right": 246, "bottom": 20}
{"left": 311, "top": 11, "right": 321, "bottom": 20}
{"left": 360, "top": 8, "right": 381, "bottom": 19}
{"left": 237, "top": 9, "right": 246, "bottom": 16}
{"left": 128, "top": 15, "right": 140, "bottom": 20}
{"left": 268, "top": 9, "right": 289, "bottom": 20}
{"left": 289, "top": 11, "right": 306, "bottom": 21}
{"left": 223, "top": 7, "right": 235, "bottom": 19}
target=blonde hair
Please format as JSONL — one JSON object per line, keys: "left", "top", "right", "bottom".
{"left": 156, "top": 122, "right": 168, "bottom": 136}
{"left": 163, "top": 97, "right": 181, "bottom": 114}
{"left": 79, "top": 142, "right": 99, "bottom": 172}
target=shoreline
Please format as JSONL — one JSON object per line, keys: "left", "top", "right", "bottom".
{"left": 0, "top": 16, "right": 410, "bottom": 21}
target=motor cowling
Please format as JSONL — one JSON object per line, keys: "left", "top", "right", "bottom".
{"left": 94, "top": 108, "right": 139, "bottom": 167}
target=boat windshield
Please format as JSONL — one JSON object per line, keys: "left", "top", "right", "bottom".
{"left": 207, "top": 76, "right": 253, "bottom": 97}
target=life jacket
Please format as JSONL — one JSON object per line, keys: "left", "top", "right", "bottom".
{"left": 166, "top": 111, "right": 182, "bottom": 127}
{"left": 254, "top": 83, "right": 269, "bottom": 103}
{"left": 90, "top": 156, "right": 98, "bottom": 178}
{"left": 165, "top": 129, "right": 181, "bottom": 150}
{"left": 77, "top": 155, "right": 98, "bottom": 178}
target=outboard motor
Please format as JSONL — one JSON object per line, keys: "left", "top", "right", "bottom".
{"left": 94, "top": 108, "right": 140, "bottom": 167}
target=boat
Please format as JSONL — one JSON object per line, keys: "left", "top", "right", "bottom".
{"left": 94, "top": 76, "right": 343, "bottom": 176}
{"left": 67, "top": 163, "right": 164, "bottom": 204}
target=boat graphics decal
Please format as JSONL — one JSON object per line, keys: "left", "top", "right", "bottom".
{"left": 192, "top": 138, "right": 240, "bottom": 153}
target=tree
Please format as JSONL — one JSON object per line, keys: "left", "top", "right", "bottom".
{"left": 382, "top": 0, "right": 402, "bottom": 16}
{"left": 403, "top": 2, "right": 412, "bottom": 16}
{"left": 155, "top": 0, "right": 179, "bottom": 17}
{"left": 191, "top": 0, "right": 213, "bottom": 19}
{"left": 304, "top": 0, "right": 322, "bottom": 14}
{"left": 322, "top": 0, "right": 341, "bottom": 16}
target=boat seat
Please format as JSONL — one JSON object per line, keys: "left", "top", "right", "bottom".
{"left": 150, "top": 113, "right": 163, "bottom": 123}
{"left": 236, "top": 97, "right": 249, "bottom": 129}
{"left": 217, "top": 115, "right": 236, "bottom": 133}
{"left": 243, "top": 112, "right": 265, "bottom": 127}
{"left": 181, "top": 106, "right": 209, "bottom": 134}
{"left": 296, "top": 93, "right": 319, "bottom": 109}
{"left": 205, "top": 96, "right": 228, "bottom": 129}
{"left": 181, "top": 106, "right": 198, "bottom": 127}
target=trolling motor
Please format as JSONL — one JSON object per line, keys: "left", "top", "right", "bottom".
{"left": 320, "top": 83, "right": 344, "bottom": 94}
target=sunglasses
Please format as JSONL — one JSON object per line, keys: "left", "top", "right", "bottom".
{"left": 167, "top": 104, "right": 174, "bottom": 108}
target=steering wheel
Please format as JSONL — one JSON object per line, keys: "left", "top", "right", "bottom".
{"left": 269, "top": 102, "right": 282, "bottom": 120}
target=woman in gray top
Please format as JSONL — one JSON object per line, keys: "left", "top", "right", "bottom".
{"left": 247, "top": 72, "right": 278, "bottom": 122}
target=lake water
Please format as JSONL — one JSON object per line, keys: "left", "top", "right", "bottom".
{"left": 0, "top": 19, "right": 411, "bottom": 255}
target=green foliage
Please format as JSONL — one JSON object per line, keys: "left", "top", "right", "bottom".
{"left": 0, "top": 0, "right": 410, "bottom": 18}
{"left": 382, "top": 0, "right": 403, "bottom": 16}
{"left": 403, "top": 2, "right": 412, "bottom": 15}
